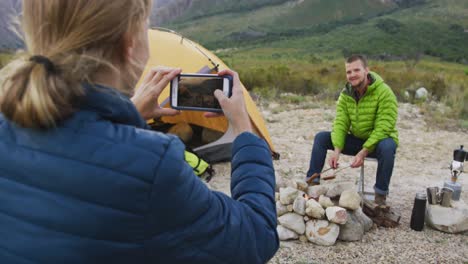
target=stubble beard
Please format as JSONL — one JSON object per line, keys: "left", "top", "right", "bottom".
{"left": 351, "top": 77, "right": 367, "bottom": 91}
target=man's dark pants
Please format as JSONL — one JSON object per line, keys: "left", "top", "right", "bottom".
{"left": 306, "top": 131, "right": 397, "bottom": 195}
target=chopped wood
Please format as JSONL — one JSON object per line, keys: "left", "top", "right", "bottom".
{"left": 362, "top": 198, "right": 400, "bottom": 228}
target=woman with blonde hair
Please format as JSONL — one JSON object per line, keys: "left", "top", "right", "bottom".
{"left": 0, "top": 1, "right": 278, "bottom": 263}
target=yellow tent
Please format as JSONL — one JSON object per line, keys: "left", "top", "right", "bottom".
{"left": 139, "top": 28, "right": 278, "bottom": 162}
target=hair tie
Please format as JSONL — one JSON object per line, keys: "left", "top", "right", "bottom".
{"left": 30, "top": 55, "right": 56, "bottom": 74}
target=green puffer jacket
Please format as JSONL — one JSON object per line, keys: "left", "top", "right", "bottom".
{"left": 331, "top": 72, "right": 399, "bottom": 153}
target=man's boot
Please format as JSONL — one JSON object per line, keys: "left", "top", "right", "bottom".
{"left": 306, "top": 173, "right": 320, "bottom": 186}
{"left": 374, "top": 193, "right": 387, "bottom": 206}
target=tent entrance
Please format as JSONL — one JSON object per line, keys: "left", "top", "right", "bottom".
{"left": 139, "top": 29, "right": 279, "bottom": 161}
{"left": 150, "top": 121, "right": 231, "bottom": 163}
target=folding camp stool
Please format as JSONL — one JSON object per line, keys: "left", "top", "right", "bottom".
{"left": 357, "top": 157, "right": 378, "bottom": 206}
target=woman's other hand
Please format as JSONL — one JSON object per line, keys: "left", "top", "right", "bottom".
{"left": 206, "top": 69, "right": 252, "bottom": 136}
{"left": 131, "top": 67, "right": 181, "bottom": 120}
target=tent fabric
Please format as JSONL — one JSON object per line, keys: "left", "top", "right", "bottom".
{"left": 138, "top": 28, "right": 277, "bottom": 158}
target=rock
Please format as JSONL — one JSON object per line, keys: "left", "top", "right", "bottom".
{"left": 305, "top": 199, "right": 325, "bottom": 219}
{"left": 304, "top": 216, "right": 310, "bottom": 222}
{"left": 287, "top": 204, "right": 294, "bottom": 212}
{"left": 415, "top": 87, "right": 428, "bottom": 100}
{"left": 276, "top": 177, "right": 287, "bottom": 192}
{"left": 296, "top": 180, "right": 309, "bottom": 192}
{"left": 425, "top": 200, "right": 468, "bottom": 233}
{"left": 168, "top": 122, "right": 193, "bottom": 143}
{"left": 297, "top": 190, "right": 306, "bottom": 199}
{"left": 326, "top": 206, "right": 348, "bottom": 225}
{"left": 275, "top": 192, "right": 279, "bottom": 201}
{"left": 338, "top": 208, "right": 373, "bottom": 241}
{"left": 201, "top": 127, "right": 223, "bottom": 143}
{"left": 307, "top": 185, "right": 329, "bottom": 198}
{"left": 338, "top": 210, "right": 365, "bottom": 242}
{"left": 339, "top": 190, "right": 361, "bottom": 210}
{"left": 293, "top": 196, "right": 306, "bottom": 215}
{"left": 280, "top": 187, "right": 298, "bottom": 205}
{"left": 319, "top": 195, "right": 334, "bottom": 208}
{"left": 286, "top": 179, "right": 298, "bottom": 189}
{"left": 277, "top": 201, "right": 288, "bottom": 217}
{"left": 354, "top": 207, "right": 373, "bottom": 232}
{"left": 403, "top": 90, "right": 411, "bottom": 101}
{"left": 277, "top": 225, "right": 299, "bottom": 241}
{"left": 326, "top": 182, "right": 355, "bottom": 198}
{"left": 278, "top": 213, "right": 306, "bottom": 235}
{"left": 305, "top": 220, "right": 340, "bottom": 246}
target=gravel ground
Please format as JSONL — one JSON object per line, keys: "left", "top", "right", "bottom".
{"left": 207, "top": 102, "right": 468, "bottom": 264}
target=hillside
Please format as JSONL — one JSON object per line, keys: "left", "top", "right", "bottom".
{"left": 1, "top": 0, "right": 466, "bottom": 63}
{"left": 153, "top": 0, "right": 428, "bottom": 25}
{"left": 159, "top": 0, "right": 399, "bottom": 45}
{"left": 152, "top": 0, "right": 291, "bottom": 25}
{"left": 159, "top": 0, "right": 468, "bottom": 63}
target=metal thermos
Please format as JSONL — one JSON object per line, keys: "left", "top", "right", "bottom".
{"left": 410, "top": 192, "right": 427, "bottom": 231}
{"left": 426, "top": 187, "right": 439, "bottom": 205}
{"left": 440, "top": 187, "right": 453, "bottom": 207}
{"left": 444, "top": 180, "right": 462, "bottom": 201}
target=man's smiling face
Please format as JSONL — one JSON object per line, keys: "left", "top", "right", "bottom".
{"left": 345, "top": 60, "right": 369, "bottom": 88}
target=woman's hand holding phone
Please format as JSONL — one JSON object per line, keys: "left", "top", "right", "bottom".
{"left": 206, "top": 69, "right": 252, "bottom": 137}
{"left": 132, "top": 66, "right": 181, "bottom": 120}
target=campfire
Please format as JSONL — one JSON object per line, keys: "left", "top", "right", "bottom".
{"left": 276, "top": 179, "right": 373, "bottom": 246}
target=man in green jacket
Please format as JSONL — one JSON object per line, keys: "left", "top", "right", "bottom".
{"left": 305, "top": 55, "right": 398, "bottom": 205}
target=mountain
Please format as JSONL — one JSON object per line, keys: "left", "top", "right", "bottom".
{"left": 151, "top": 0, "right": 291, "bottom": 25}
{"left": 1, "top": 0, "right": 467, "bottom": 63}
{"left": 152, "top": 0, "right": 427, "bottom": 25}
{"left": 0, "top": 0, "right": 22, "bottom": 51}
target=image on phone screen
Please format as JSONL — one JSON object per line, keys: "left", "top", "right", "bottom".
{"left": 178, "top": 76, "right": 222, "bottom": 109}
{"left": 171, "top": 73, "right": 232, "bottom": 112}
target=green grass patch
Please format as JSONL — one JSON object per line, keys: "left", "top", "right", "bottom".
{"left": 461, "top": 120, "right": 468, "bottom": 130}
{"left": 280, "top": 93, "right": 307, "bottom": 104}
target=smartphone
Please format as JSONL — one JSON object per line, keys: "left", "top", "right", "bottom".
{"left": 170, "top": 73, "right": 233, "bottom": 112}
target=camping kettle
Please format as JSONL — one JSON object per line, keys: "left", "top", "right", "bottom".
{"left": 453, "top": 145, "right": 468, "bottom": 163}
{"left": 445, "top": 145, "right": 466, "bottom": 201}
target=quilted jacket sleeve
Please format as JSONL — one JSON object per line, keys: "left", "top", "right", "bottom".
{"left": 362, "top": 86, "right": 398, "bottom": 152}
{"left": 331, "top": 93, "right": 351, "bottom": 150}
{"left": 145, "top": 132, "right": 278, "bottom": 264}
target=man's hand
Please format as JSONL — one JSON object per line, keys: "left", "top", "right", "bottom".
{"left": 351, "top": 149, "right": 369, "bottom": 168}
{"left": 131, "top": 66, "right": 181, "bottom": 120}
{"left": 328, "top": 149, "right": 341, "bottom": 169}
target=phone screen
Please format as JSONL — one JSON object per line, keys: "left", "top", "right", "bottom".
{"left": 177, "top": 76, "right": 223, "bottom": 109}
